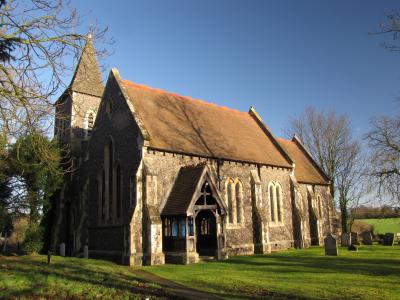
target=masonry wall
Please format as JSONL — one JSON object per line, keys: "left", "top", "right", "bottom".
{"left": 81, "top": 74, "right": 143, "bottom": 264}
{"left": 143, "top": 149, "right": 296, "bottom": 255}
{"left": 295, "top": 183, "right": 336, "bottom": 247}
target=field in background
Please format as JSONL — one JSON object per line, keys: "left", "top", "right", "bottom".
{"left": 358, "top": 218, "right": 400, "bottom": 234}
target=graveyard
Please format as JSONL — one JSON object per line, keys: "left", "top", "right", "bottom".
{"left": 1, "top": 244, "right": 399, "bottom": 299}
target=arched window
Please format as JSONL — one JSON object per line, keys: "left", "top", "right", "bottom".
{"left": 108, "top": 139, "right": 114, "bottom": 219}
{"left": 226, "top": 179, "right": 234, "bottom": 223}
{"left": 276, "top": 184, "right": 282, "bottom": 222}
{"left": 317, "top": 195, "right": 323, "bottom": 219}
{"left": 87, "top": 112, "right": 94, "bottom": 135}
{"left": 269, "top": 184, "right": 275, "bottom": 222}
{"left": 116, "top": 164, "right": 122, "bottom": 219}
{"left": 106, "top": 100, "right": 113, "bottom": 116}
{"left": 235, "top": 181, "right": 243, "bottom": 224}
{"left": 101, "top": 169, "right": 105, "bottom": 220}
{"left": 298, "top": 193, "right": 304, "bottom": 213}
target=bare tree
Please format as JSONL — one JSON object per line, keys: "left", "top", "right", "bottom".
{"left": 0, "top": 0, "right": 107, "bottom": 140}
{"left": 372, "top": 12, "right": 400, "bottom": 52}
{"left": 336, "top": 143, "right": 370, "bottom": 232}
{"left": 367, "top": 12, "right": 400, "bottom": 204}
{"left": 365, "top": 115, "right": 400, "bottom": 204}
{"left": 286, "top": 106, "right": 366, "bottom": 232}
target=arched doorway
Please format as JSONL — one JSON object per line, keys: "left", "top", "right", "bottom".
{"left": 194, "top": 182, "right": 219, "bottom": 256}
{"left": 161, "top": 165, "right": 227, "bottom": 262}
{"left": 195, "top": 210, "right": 217, "bottom": 256}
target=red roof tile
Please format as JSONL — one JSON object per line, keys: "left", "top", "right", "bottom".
{"left": 277, "top": 137, "right": 329, "bottom": 185}
{"left": 121, "top": 79, "right": 292, "bottom": 167}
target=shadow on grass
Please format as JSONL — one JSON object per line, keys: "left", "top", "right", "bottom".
{"left": 0, "top": 256, "right": 171, "bottom": 299}
{"left": 218, "top": 246, "right": 400, "bottom": 278}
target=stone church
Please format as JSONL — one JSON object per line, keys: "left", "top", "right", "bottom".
{"left": 52, "top": 36, "right": 340, "bottom": 265}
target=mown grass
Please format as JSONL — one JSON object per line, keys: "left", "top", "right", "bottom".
{"left": 358, "top": 218, "right": 400, "bottom": 234}
{"left": 145, "top": 245, "right": 400, "bottom": 300}
{"left": 0, "top": 255, "right": 169, "bottom": 300}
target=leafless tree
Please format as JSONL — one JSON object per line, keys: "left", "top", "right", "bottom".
{"left": 336, "top": 144, "right": 370, "bottom": 232}
{"left": 286, "top": 106, "right": 366, "bottom": 232}
{"left": 365, "top": 115, "right": 400, "bottom": 204}
{"left": 0, "top": 0, "right": 108, "bottom": 140}
{"left": 372, "top": 12, "right": 400, "bottom": 52}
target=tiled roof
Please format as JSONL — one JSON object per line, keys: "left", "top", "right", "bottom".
{"left": 277, "top": 137, "right": 329, "bottom": 185}
{"left": 121, "top": 80, "right": 292, "bottom": 167}
{"left": 69, "top": 35, "right": 104, "bottom": 97}
{"left": 162, "top": 165, "right": 206, "bottom": 216}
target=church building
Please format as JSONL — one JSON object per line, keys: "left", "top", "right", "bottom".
{"left": 52, "top": 36, "right": 340, "bottom": 265}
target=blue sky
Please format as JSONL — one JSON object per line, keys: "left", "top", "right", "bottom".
{"left": 72, "top": 0, "right": 400, "bottom": 137}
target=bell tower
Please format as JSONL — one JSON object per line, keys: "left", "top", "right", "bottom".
{"left": 54, "top": 33, "right": 104, "bottom": 159}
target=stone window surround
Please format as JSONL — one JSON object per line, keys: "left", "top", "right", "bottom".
{"left": 224, "top": 177, "right": 244, "bottom": 229}
{"left": 98, "top": 136, "right": 124, "bottom": 224}
{"left": 316, "top": 194, "right": 323, "bottom": 219}
{"left": 84, "top": 109, "right": 96, "bottom": 138}
{"left": 268, "top": 181, "right": 285, "bottom": 227}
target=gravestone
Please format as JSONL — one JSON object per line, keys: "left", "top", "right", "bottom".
{"left": 84, "top": 245, "right": 89, "bottom": 259}
{"left": 47, "top": 250, "right": 52, "bottom": 264}
{"left": 324, "top": 234, "right": 338, "bottom": 256}
{"left": 348, "top": 244, "right": 358, "bottom": 251}
{"left": 383, "top": 233, "right": 394, "bottom": 246}
{"left": 362, "top": 231, "right": 372, "bottom": 245}
{"left": 60, "top": 243, "right": 65, "bottom": 256}
{"left": 341, "top": 233, "right": 351, "bottom": 247}
{"left": 351, "top": 232, "right": 358, "bottom": 245}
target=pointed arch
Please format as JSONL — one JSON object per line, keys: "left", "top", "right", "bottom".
{"left": 317, "top": 194, "right": 323, "bottom": 219}
{"left": 101, "top": 168, "right": 106, "bottom": 220}
{"left": 116, "top": 163, "right": 122, "bottom": 219}
{"left": 269, "top": 182, "right": 275, "bottom": 222}
{"left": 84, "top": 109, "right": 96, "bottom": 138}
{"left": 234, "top": 178, "right": 243, "bottom": 224}
{"left": 225, "top": 177, "right": 235, "bottom": 224}
{"left": 104, "top": 136, "right": 115, "bottom": 221}
{"left": 276, "top": 183, "right": 283, "bottom": 222}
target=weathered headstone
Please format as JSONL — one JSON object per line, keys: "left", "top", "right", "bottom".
{"left": 60, "top": 243, "right": 65, "bottom": 256}
{"left": 397, "top": 233, "right": 400, "bottom": 245}
{"left": 341, "top": 233, "right": 351, "bottom": 247}
{"left": 362, "top": 231, "right": 373, "bottom": 245}
{"left": 47, "top": 250, "right": 52, "bottom": 264}
{"left": 351, "top": 232, "right": 358, "bottom": 245}
{"left": 83, "top": 245, "right": 89, "bottom": 259}
{"left": 383, "top": 233, "right": 394, "bottom": 246}
{"left": 348, "top": 244, "right": 358, "bottom": 251}
{"left": 324, "top": 234, "right": 338, "bottom": 256}
{"left": 1, "top": 233, "right": 7, "bottom": 253}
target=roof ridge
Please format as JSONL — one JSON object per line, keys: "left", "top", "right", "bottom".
{"left": 121, "top": 79, "right": 246, "bottom": 115}
{"left": 181, "top": 162, "right": 207, "bottom": 170}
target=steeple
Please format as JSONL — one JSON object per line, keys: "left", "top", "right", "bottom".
{"left": 69, "top": 33, "right": 104, "bottom": 97}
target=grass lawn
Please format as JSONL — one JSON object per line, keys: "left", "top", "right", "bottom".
{"left": 0, "top": 254, "right": 169, "bottom": 300}
{"left": 145, "top": 245, "right": 400, "bottom": 300}
{"left": 358, "top": 218, "right": 400, "bottom": 234}
{"left": 1, "top": 246, "right": 399, "bottom": 300}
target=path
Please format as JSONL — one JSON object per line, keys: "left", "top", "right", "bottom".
{"left": 134, "top": 269, "right": 223, "bottom": 300}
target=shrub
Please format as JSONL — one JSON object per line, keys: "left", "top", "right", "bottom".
{"left": 22, "top": 224, "right": 43, "bottom": 255}
{"left": 350, "top": 220, "right": 373, "bottom": 233}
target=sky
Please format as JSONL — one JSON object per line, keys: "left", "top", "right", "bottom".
{"left": 71, "top": 0, "right": 400, "bottom": 138}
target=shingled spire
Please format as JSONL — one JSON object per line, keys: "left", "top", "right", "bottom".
{"left": 69, "top": 33, "right": 104, "bottom": 97}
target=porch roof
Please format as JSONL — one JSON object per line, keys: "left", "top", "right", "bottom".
{"left": 161, "top": 164, "right": 207, "bottom": 216}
